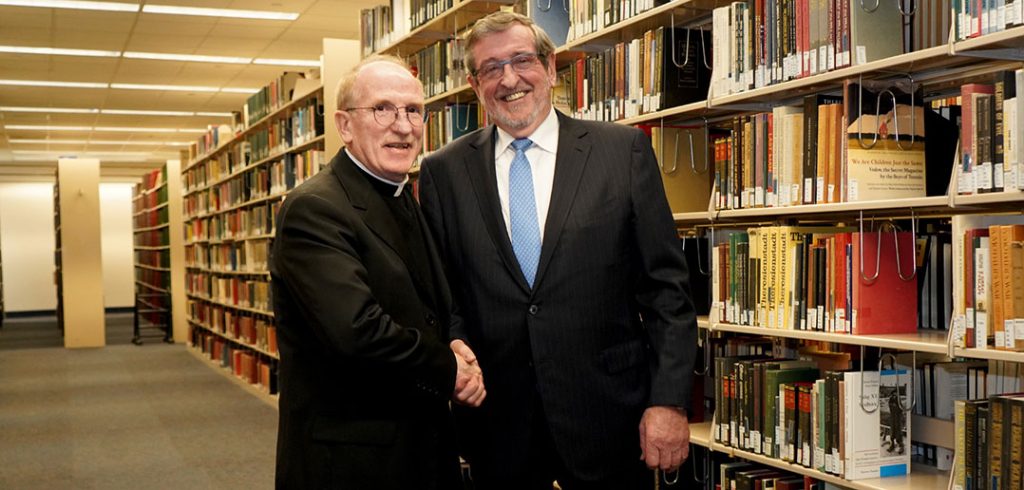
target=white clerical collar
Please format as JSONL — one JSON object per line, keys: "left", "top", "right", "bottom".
{"left": 346, "top": 148, "right": 409, "bottom": 197}
{"left": 494, "top": 107, "right": 559, "bottom": 155}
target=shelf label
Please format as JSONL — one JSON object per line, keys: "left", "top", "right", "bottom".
{"left": 977, "top": 314, "right": 988, "bottom": 350}
{"left": 995, "top": 163, "right": 1005, "bottom": 189}
{"left": 750, "top": 431, "right": 762, "bottom": 454}
{"left": 855, "top": 45, "right": 867, "bottom": 65}
{"left": 952, "top": 314, "right": 966, "bottom": 348}
{"left": 977, "top": 162, "right": 994, "bottom": 191}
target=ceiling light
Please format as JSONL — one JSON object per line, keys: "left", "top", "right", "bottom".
{"left": 123, "top": 51, "right": 252, "bottom": 64}
{"left": 0, "top": 106, "right": 99, "bottom": 113}
{"left": 94, "top": 127, "right": 179, "bottom": 132}
{"left": 252, "top": 58, "right": 320, "bottom": 68}
{"left": 195, "top": 112, "right": 234, "bottom": 117}
{"left": 175, "top": 128, "right": 208, "bottom": 133}
{"left": 0, "top": 80, "right": 108, "bottom": 89}
{"left": 141, "top": 4, "right": 299, "bottom": 20}
{"left": 8, "top": 139, "right": 190, "bottom": 146}
{"left": 0, "top": 1, "right": 139, "bottom": 12}
{"left": 0, "top": 46, "right": 121, "bottom": 57}
{"left": 5, "top": 125, "right": 94, "bottom": 131}
{"left": 101, "top": 109, "right": 195, "bottom": 116}
{"left": 219, "top": 87, "right": 259, "bottom": 94}
{"left": 110, "top": 83, "right": 220, "bottom": 92}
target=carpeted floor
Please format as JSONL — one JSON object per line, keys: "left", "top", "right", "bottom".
{"left": 0, "top": 314, "right": 279, "bottom": 489}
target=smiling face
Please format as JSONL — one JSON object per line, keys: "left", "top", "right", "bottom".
{"left": 467, "top": 24, "right": 557, "bottom": 138}
{"left": 334, "top": 61, "right": 424, "bottom": 182}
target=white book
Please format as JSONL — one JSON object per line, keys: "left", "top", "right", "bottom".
{"left": 843, "top": 369, "right": 911, "bottom": 480}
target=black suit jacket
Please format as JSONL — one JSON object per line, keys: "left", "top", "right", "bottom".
{"left": 271, "top": 150, "right": 461, "bottom": 489}
{"left": 419, "top": 112, "right": 698, "bottom": 481}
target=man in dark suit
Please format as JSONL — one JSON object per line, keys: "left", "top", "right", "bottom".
{"left": 271, "top": 55, "right": 485, "bottom": 489}
{"left": 418, "top": 11, "right": 698, "bottom": 490}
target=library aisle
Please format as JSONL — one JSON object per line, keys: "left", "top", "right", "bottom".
{"left": 0, "top": 315, "right": 277, "bottom": 489}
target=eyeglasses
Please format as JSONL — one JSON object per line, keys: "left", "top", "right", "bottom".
{"left": 473, "top": 52, "right": 543, "bottom": 82}
{"left": 345, "top": 103, "right": 427, "bottom": 127}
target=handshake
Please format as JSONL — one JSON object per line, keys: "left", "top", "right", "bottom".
{"left": 451, "top": 339, "right": 486, "bottom": 407}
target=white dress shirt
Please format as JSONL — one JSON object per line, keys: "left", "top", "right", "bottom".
{"left": 494, "top": 109, "right": 559, "bottom": 241}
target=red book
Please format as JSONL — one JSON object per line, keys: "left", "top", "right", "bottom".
{"left": 850, "top": 230, "right": 918, "bottom": 334}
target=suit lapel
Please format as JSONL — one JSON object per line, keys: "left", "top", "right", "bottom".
{"left": 332, "top": 152, "right": 412, "bottom": 273}
{"left": 464, "top": 127, "right": 533, "bottom": 293}
{"left": 534, "top": 113, "right": 592, "bottom": 290}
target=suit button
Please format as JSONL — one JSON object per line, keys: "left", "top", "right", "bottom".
{"left": 425, "top": 314, "right": 437, "bottom": 326}
{"left": 528, "top": 305, "right": 538, "bottom": 315}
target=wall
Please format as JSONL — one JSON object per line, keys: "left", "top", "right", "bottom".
{"left": 0, "top": 182, "right": 58, "bottom": 312}
{"left": 99, "top": 183, "right": 135, "bottom": 308}
{"left": 0, "top": 180, "right": 136, "bottom": 313}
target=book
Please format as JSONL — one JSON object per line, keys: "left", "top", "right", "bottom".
{"left": 843, "top": 368, "right": 911, "bottom": 480}
{"left": 850, "top": 230, "right": 919, "bottom": 335}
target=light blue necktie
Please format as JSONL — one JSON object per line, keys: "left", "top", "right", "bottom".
{"left": 509, "top": 138, "right": 541, "bottom": 287}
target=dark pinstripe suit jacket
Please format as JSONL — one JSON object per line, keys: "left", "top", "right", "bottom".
{"left": 419, "top": 111, "right": 698, "bottom": 481}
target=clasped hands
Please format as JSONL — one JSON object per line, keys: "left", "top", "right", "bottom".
{"left": 451, "top": 339, "right": 486, "bottom": 407}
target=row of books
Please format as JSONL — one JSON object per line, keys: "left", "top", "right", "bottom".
{"left": 360, "top": 4, "right": 395, "bottom": 58}
{"left": 710, "top": 226, "right": 919, "bottom": 335}
{"left": 135, "top": 268, "right": 170, "bottom": 290}
{"left": 190, "top": 124, "right": 233, "bottom": 160}
{"left": 190, "top": 328, "right": 278, "bottom": 395}
{"left": 561, "top": 27, "right": 712, "bottom": 121}
{"left": 424, "top": 104, "right": 483, "bottom": 153}
{"left": 710, "top": 1, "right": 903, "bottom": 96}
{"left": 189, "top": 301, "right": 278, "bottom": 353}
{"left": 409, "top": 37, "right": 468, "bottom": 99}
{"left": 958, "top": 73, "right": 1024, "bottom": 195}
{"left": 962, "top": 224, "right": 1024, "bottom": 351}
{"left": 187, "top": 273, "right": 273, "bottom": 313}
{"left": 953, "top": 0, "right": 1024, "bottom": 41}
{"left": 134, "top": 249, "right": 170, "bottom": 269}
{"left": 183, "top": 142, "right": 247, "bottom": 193}
{"left": 184, "top": 149, "right": 325, "bottom": 220}
{"left": 199, "top": 241, "right": 270, "bottom": 274}
{"left": 713, "top": 351, "right": 913, "bottom": 481}
{"left": 185, "top": 243, "right": 209, "bottom": 269}
{"left": 719, "top": 460, "right": 826, "bottom": 490}
{"left": 133, "top": 206, "right": 169, "bottom": 230}
{"left": 243, "top": 72, "right": 305, "bottom": 127}
{"left": 132, "top": 188, "right": 167, "bottom": 214}
{"left": 565, "top": 0, "right": 667, "bottom": 42}
{"left": 202, "top": 202, "right": 279, "bottom": 243}
{"left": 953, "top": 393, "right": 1024, "bottom": 490}
{"left": 134, "top": 227, "right": 169, "bottom": 247}
{"left": 711, "top": 81, "right": 961, "bottom": 210}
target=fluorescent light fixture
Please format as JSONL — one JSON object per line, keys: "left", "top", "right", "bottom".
{"left": 101, "top": 109, "right": 194, "bottom": 116}
{"left": 94, "top": 127, "right": 179, "bottom": 133}
{"left": 110, "top": 83, "right": 220, "bottom": 92}
{"left": 219, "top": 87, "right": 259, "bottom": 94}
{"left": 0, "top": 79, "right": 108, "bottom": 89}
{"left": 195, "top": 112, "right": 234, "bottom": 117}
{"left": 0, "top": 106, "right": 99, "bottom": 114}
{"left": 5, "top": 125, "right": 94, "bottom": 131}
{"left": 123, "top": 51, "right": 251, "bottom": 64}
{"left": 141, "top": 4, "right": 299, "bottom": 20}
{"left": 0, "top": 45, "right": 121, "bottom": 57}
{"left": 0, "top": 1, "right": 139, "bottom": 12}
{"left": 8, "top": 138, "right": 190, "bottom": 146}
{"left": 175, "top": 128, "right": 207, "bottom": 133}
{"left": 253, "top": 58, "right": 320, "bottom": 68}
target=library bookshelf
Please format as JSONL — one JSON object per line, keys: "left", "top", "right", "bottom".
{"left": 132, "top": 165, "right": 173, "bottom": 344}
{"left": 181, "top": 81, "right": 328, "bottom": 399}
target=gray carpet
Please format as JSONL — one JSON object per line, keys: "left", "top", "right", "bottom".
{"left": 0, "top": 316, "right": 278, "bottom": 490}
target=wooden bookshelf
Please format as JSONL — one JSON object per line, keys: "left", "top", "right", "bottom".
{"left": 703, "top": 322, "right": 953, "bottom": 355}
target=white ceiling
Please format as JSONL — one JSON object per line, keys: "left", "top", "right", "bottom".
{"left": 0, "top": 0, "right": 379, "bottom": 176}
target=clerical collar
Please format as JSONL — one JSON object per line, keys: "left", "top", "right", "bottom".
{"left": 345, "top": 148, "right": 409, "bottom": 197}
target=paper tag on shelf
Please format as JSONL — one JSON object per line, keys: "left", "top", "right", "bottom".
{"left": 1005, "top": 320, "right": 1017, "bottom": 348}
{"left": 827, "top": 48, "right": 835, "bottom": 70}
{"left": 763, "top": 436, "right": 773, "bottom": 456}
{"left": 1007, "top": 164, "right": 1019, "bottom": 190}
{"left": 959, "top": 169, "right": 974, "bottom": 194}
{"left": 751, "top": 431, "right": 762, "bottom": 453}
{"left": 1016, "top": 320, "right": 1024, "bottom": 349}
{"left": 791, "top": 184, "right": 800, "bottom": 205}
{"left": 851, "top": 309, "right": 858, "bottom": 332}
{"left": 809, "top": 54, "right": 817, "bottom": 75}
{"left": 996, "top": 330, "right": 1005, "bottom": 349}
{"left": 977, "top": 162, "right": 994, "bottom": 191}
{"left": 953, "top": 314, "right": 966, "bottom": 347}
{"left": 977, "top": 314, "right": 988, "bottom": 349}
{"left": 808, "top": 309, "right": 818, "bottom": 332}
{"left": 816, "top": 177, "right": 825, "bottom": 202}
{"left": 755, "top": 187, "right": 764, "bottom": 207}
{"left": 804, "top": 178, "right": 814, "bottom": 203}
{"left": 995, "top": 163, "right": 1005, "bottom": 188}
{"left": 855, "top": 46, "right": 867, "bottom": 65}
{"left": 819, "top": 46, "right": 828, "bottom": 72}
{"left": 802, "top": 443, "right": 811, "bottom": 466}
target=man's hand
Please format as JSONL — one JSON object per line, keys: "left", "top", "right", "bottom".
{"left": 638, "top": 406, "right": 690, "bottom": 471}
{"left": 451, "top": 339, "right": 486, "bottom": 407}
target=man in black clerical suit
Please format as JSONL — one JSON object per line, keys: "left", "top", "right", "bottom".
{"left": 270, "top": 55, "right": 485, "bottom": 490}
{"left": 419, "top": 11, "right": 699, "bottom": 490}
